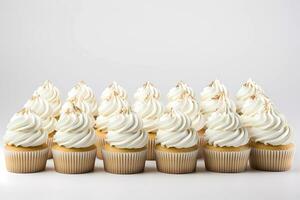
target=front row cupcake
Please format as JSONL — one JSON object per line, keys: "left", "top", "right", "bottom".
{"left": 3, "top": 109, "right": 48, "bottom": 173}
{"left": 102, "top": 107, "right": 148, "bottom": 174}
{"left": 52, "top": 104, "right": 96, "bottom": 174}
{"left": 204, "top": 107, "right": 250, "bottom": 173}
{"left": 155, "top": 109, "right": 199, "bottom": 174}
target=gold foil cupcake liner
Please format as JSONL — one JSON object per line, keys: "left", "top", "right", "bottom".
{"left": 95, "top": 132, "right": 106, "bottom": 159}
{"left": 147, "top": 134, "right": 156, "bottom": 160}
{"left": 250, "top": 147, "right": 295, "bottom": 171}
{"left": 52, "top": 148, "right": 97, "bottom": 174}
{"left": 204, "top": 148, "right": 250, "bottom": 173}
{"left": 46, "top": 137, "right": 54, "bottom": 159}
{"left": 155, "top": 149, "right": 198, "bottom": 174}
{"left": 4, "top": 146, "right": 48, "bottom": 173}
{"left": 102, "top": 149, "right": 147, "bottom": 174}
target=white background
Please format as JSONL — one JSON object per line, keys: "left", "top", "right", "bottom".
{"left": 0, "top": 0, "right": 299, "bottom": 200}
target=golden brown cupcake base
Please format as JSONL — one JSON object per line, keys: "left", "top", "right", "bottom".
{"left": 147, "top": 132, "right": 156, "bottom": 160}
{"left": 204, "top": 144, "right": 250, "bottom": 173}
{"left": 249, "top": 142, "right": 295, "bottom": 172}
{"left": 102, "top": 144, "right": 147, "bottom": 174}
{"left": 4, "top": 144, "right": 48, "bottom": 173}
{"left": 155, "top": 145, "right": 198, "bottom": 174}
{"left": 197, "top": 128, "right": 206, "bottom": 159}
{"left": 52, "top": 144, "right": 96, "bottom": 174}
{"left": 95, "top": 129, "right": 107, "bottom": 159}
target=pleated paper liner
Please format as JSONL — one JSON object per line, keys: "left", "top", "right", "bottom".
{"left": 46, "top": 131, "right": 56, "bottom": 159}
{"left": 147, "top": 132, "right": 156, "bottom": 160}
{"left": 198, "top": 129, "right": 206, "bottom": 159}
{"left": 249, "top": 142, "right": 295, "bottom": 172}
{"left": 155, "top": 145, "right": 198, "bottom": 174}
{"left": 4, "top": 144, "right": 48, "bottom": 173}
{"left": 204, "top": 144, "right": 250, "bottom": 173}
{"left": 95, "top": 129, "right": 107, "bottom": 159}
{"left": 102, "top": 144, "right": 147, "bottom": 174}
{"left": 52, "top": 144, "right": 97, "bottom": 174}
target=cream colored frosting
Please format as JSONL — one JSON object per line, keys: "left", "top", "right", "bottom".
{"left": 33, "top": 80, "right": 62, "bottom": 117}
{"left": 24, "top": 95, "right": 57, "bottom": 134}
{"left": 236, "top": 79, "right": 264, "bottom": 113}
{"left": 243, "top": 102, "right": 293, "bottom": 146}
{"left": 101, "top": 81, "right": 127, "bottom": 100}
{"left": 61, "top": 98, "right": 93, "bottom": 116}
{"left": 67, "top": 81, "right": 98, "bottom": 116}
{"left": 156, "top": 109, "right": 198, "bottom": 148}
{"left": 167, "top": 96, "right": 205, "bottom": 131}
{"left": 54, "top": 104, "right": 96, "bottom": 148}
{"left": 96, "top": 93, "right": 129, "bottom": 131}
{"left": 4, "top": 109, "right": 47, "bottom": 147}
{"left": 133, "top": 82, "right": 163, "bottom": 133}
{"left": 240, "top": 94, "right": 270, "bottom": 121}
{"left": 205, "top": 107, "right": 249, "bottom": 147}
{"left": 106, "top": 108, "right": 147, "bottom": 149}
{"left": 200, "top": 80, "right": 229, "bottom": 101}
{"left": 167, "top": 81, "right": 195, "bottom": 101}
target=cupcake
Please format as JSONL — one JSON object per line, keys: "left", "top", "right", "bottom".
{"left": 200, "top": 80, "right": 236, "bottom": 119}
{"left": 167, "top": 89, "right": 205, "bottom": 158}
{"left": 236, "top": 79, "right": 264, "bottom": 114}
{"left": 3, "top": 109, "right": 48, "bottom": 173}
{"left": 34, "top": 80, "right": 62, "bottom": 119}
{"left": 95, "top": 83, "right": 129, "bottom": 159}
{"left": 52, "top": 104, "right": 96, "bottom": 174}
{"left": 67, "top": 81, "right": 98, "bottom": 118}
{"left": 204, "top": 106, "right": 250, "bottom": 173}
{"left": 155, "top": 109, "right": 199, "bottom": 174}
{"left": 243, "top": 101, "right": 294, "bottom": 171}
{"left": 102, "top": 107, "right": 148, "bottom": 174}
{"left": 100, "top": 81, "right": 128, "bottom": 100}
{"left": 132, "top": 82, "right": 164, "bottom": 160}
{"left": 24, "top": 95, "right": 57, "bottom": 159}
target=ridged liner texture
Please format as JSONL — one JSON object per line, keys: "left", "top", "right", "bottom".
{"left": 147, "top": 136, "right": 156, "bottom": 160}
{"left": 155, "top": 149, "right": 198, "bottom": 174}
{"left": 4, "top": 147, "right": 48, "bottom": 173}
{"left": 204, "top": 148, "right": 250, "bottom": 173}
{"left": 46, "top": 137, "right": 54, "bottom": 159}
{"left": 95, "top": 132, "right": 106, "bottom": 159}
{"left": 102, "top": 149, "right": 147, "bottom": 174}
{"left": 250, "top": 147, "right": 295, "bottom": 171}
{"left": 52, "top": 148, "right": 96, "bottom": 174}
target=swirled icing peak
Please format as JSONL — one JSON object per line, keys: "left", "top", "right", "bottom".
{"left": 167, "top": 81, "right": 195, "bottom": 101}
{"left": 4, "top": 109, "right": 47, "bottom": 147}
{"left": 101, "top": 81, "right": 127, "bottom": 100}
{"left": 243, "top": 101, "right": 293, "bottom": 146}
{"left": 106, "top": 107, "right": 147, "bottom": 149}
{"left": 67, "top": 81, "right": 98, "bottom": 116}
{"left": 34, "top": 80, "right": 62, "bottom": 117}
{"left": 134, "top": 81, "right": 160, "bottom": 101}
{"left": 156, "top": 109, "right": 198, "bottom": 148}
{"left": 205, "top": 107, "right": 249, "bottom": 147}
{"left": 54, "top": 104, "right": 96, "bottom": 148}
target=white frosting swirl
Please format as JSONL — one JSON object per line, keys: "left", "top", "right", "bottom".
{"left": 101, "top": 82, "right": 127, "bottom": 100}
{"left": 134, "top": 81, "right": 160, "bottom": 100}
{"left": 236, "top": 79, "right": 264, "bottom": 113}
{"left": 106, "top": 108, "right": 147, "bottom": 149}
{"left": 156, "top": 109, "right": 198, "bottom": 148}
{"left": 167, "top": 81, "right": 195, "bottom": 101}
{"left": 24, "top": 95, "right": 57, "bottom": 134}
{"left": 205, "top": 107, "right": 249, "bottom": 147}
{"left": 54, "top": 105, "right": 96, "bottom": 148}
{"left": 4, "top": 109, "right": 47, "bottom": 147}
{"left": 96, "top": 94, "right": 129, "bottom": 131}
{"left": 243, "top": 102, "right": 293, "bottom": 146}
{"left": 167, "top": 96, "right": 205, "bottom": 131}
{"left": 200, "top": 80, "right": 229, "bottom": 101}
{"left": 67, "top": 81, "right": 98, "bottom": 116}
{"left": 33, "top": 80, "right": 62, "bottom": 117}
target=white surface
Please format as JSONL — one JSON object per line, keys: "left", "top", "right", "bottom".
{"left": 0, "top": 0, "right": 300, "bottom": 199}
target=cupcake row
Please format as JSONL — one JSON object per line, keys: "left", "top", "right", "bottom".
{"left": 3, "top": 79, "right": 294, "bottom": 174}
